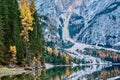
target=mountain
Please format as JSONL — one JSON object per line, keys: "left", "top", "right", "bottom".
{"left": 35, "top": 0, "right": 120, "bottom": 63}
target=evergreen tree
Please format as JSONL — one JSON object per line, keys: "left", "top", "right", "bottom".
{"left": 0, "top": 17, "right": 5, "bottom": 64}
{"left": 0, "top": 0, "right": 24, "bottom": 65}
{"left": 19, "top": 0, "right": 34, "bottom": 65}
{"left": 0, "top": 0, "right": 10, "bottom": 64}
{"left": 8, "top": 0, "right": 25, "bottom": 65}
{"left": 29, "top": 10, "right": 45, "bottom": 66}
{"left": 7, "top": 0, "right": 25, "bottom": 65}
{"left": 26, "top": 0, "right": 46, "bottom": 67}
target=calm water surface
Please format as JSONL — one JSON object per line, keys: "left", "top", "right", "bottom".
{"left": 1, "top": 65, "right": 120, "bottom": 80}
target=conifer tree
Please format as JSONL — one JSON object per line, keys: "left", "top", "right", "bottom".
{"left": 29, "top": 0, "right": 45, "bottom": 67}
{"left": 0, "top": 17, "right": 5, "bottom": 64}
{"left": 8, "top": 0, "right": 24, "bottom": 64}
{"left": 19, "top": 0, "right": 34, "bottom": 63}
{"left": 0, "top": 0, "right": 9, "bottom": 54}
{"left": 30, "top": 11, "right": 46, "bottom": 67}
{"left": 0, "top": 0, "right": 11, "bottom": 64}
{"left": 0, "top": 0, "right": 24, "bottom": 65}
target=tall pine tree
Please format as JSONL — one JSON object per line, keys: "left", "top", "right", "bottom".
{"left": 29, "top": 0, "right": 45, "bottom": 67}
{"left": 29, "top": 11, "right": 45, "bottom": 67}
{"left": 19, "top": 0, "right": 34, "bottom": 66}
{"left": 8, "top": 0, "right": 25, "bottom": 65}
{"left": 0, "top": 0, "right": 10, "bottom": 64}
{"left": 0, "top": 17, "right": 5, "bottom": 65}
{"left": 0, "top": 0, "right": 24, "bottom": 65}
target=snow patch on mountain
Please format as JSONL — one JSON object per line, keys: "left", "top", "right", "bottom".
{"left": 35, "top": 0, "right": 120, "bottom": 63}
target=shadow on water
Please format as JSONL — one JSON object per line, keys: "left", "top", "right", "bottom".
{"left": 1, "top": 65, "right": 120, "bottom": 80}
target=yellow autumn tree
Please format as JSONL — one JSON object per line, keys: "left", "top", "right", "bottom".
{"left": 10, "top": 45, "right": 17, "bottom": 65}
{"left": 53, "top": 48, "right": 59, "bottom": 56}
{"left": 47, "top": 47, "right": 53, "bottom": 55}
{"left": 19, "top": 0, "right": 34, "bottom": 63}
{"left": 62, "top": 54, "right": 71, "bottom": 64}
{"left": 20, "top": 2, "right": 34, "bottom": 42}
{"left": 10, "top": 45, "right": 17, "bottom": 55}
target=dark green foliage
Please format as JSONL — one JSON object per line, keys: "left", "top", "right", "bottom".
{"left": 0, "top": 0, "right": 9, "bottom": 64}
{"left": 72, "top": 57, "right": 79, "bottom": 64}
{"left": 0, "top": 0, "right": 9, "bottom": 54}
{"left": 45, "top": 51, "right": 68, "bottom": 65}
{"left": 0, "top": 17, "right": 5, "bottom": 64}
{"left": 8, "top": 0, "right": 25, "bottom": 63}
{"left": 45, "top": 67, "right": 70, "bottom": 79}
{"left": 46, "top": 41, "right": 55, "bottom": 48}
{"left": 0, "top": 0, "right": 24, "bottom": 65}
{"left": 29, "top": 11, "right": 45, "bottom": 66}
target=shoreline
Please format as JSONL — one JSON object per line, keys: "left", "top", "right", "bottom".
{"left": 0, "top": 68, "right": 27, "bottom": 77}
{"left": 0, "top": 63, "right": 120, "bottom": 77}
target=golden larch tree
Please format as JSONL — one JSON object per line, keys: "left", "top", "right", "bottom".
{"left": 53, "top": 48, "right": 59, "bottom": 56}
{"left": 47, "top": 47, "right": 53, "bottom": 55}
{"left": 19, "top": 0, "right": 34, "bottom": 63}
{"left": 20, "top": 2, "right": 34, "bottom": 42}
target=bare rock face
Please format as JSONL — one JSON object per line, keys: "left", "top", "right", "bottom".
{"left": 35, "top": 0, "right": 120, "bottom": 50}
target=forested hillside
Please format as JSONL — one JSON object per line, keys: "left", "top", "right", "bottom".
{"left": 0, "top": 0, "right": 45, "bottom": 67}
{"left": 0, "top": 0, "right": 73, "bottom": 68}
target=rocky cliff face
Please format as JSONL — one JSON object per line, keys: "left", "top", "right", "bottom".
{"left": 35, "top": 0, "right": 120, "bottom": 50}
{"left": 34, "top": 0, "right": 120, "bottom": 64}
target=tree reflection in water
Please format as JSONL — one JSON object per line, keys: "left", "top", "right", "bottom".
{"left": 1, "top": 65, "right": 120, "bottom": 80}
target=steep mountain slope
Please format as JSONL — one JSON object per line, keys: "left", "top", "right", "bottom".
{"left": 35, "top": 0, "right": 120, "bottom": 50}
{"left": 35, "top": 0, "right": 120, "bottom": 63}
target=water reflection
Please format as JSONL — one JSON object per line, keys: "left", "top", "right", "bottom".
{"left": 1, "top": 65, "right": 120, "bottom": 80}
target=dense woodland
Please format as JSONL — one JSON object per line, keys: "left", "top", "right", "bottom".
{"left": 0, "top": 0, "right": 73, "bottom": 68}
{"left": 83, "top": 48, "right": 120, "bottom": 63}
{"left": 0, "top": 0, "right": 45, "bottom": 67}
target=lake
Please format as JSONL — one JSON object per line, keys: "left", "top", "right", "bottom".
{"left": 1, "top": 65, "right": 120, "bottom": 80}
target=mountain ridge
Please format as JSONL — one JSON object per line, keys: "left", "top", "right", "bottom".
{"left": 35, "top": 0, "right": 120, "bottom": 50}
{"left": 35, "top": 0, "right": 120, "bottom": 63}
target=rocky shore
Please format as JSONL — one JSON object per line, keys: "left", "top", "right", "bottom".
{"left": 0, "top": 68, "right": 27, "bottom": 77}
